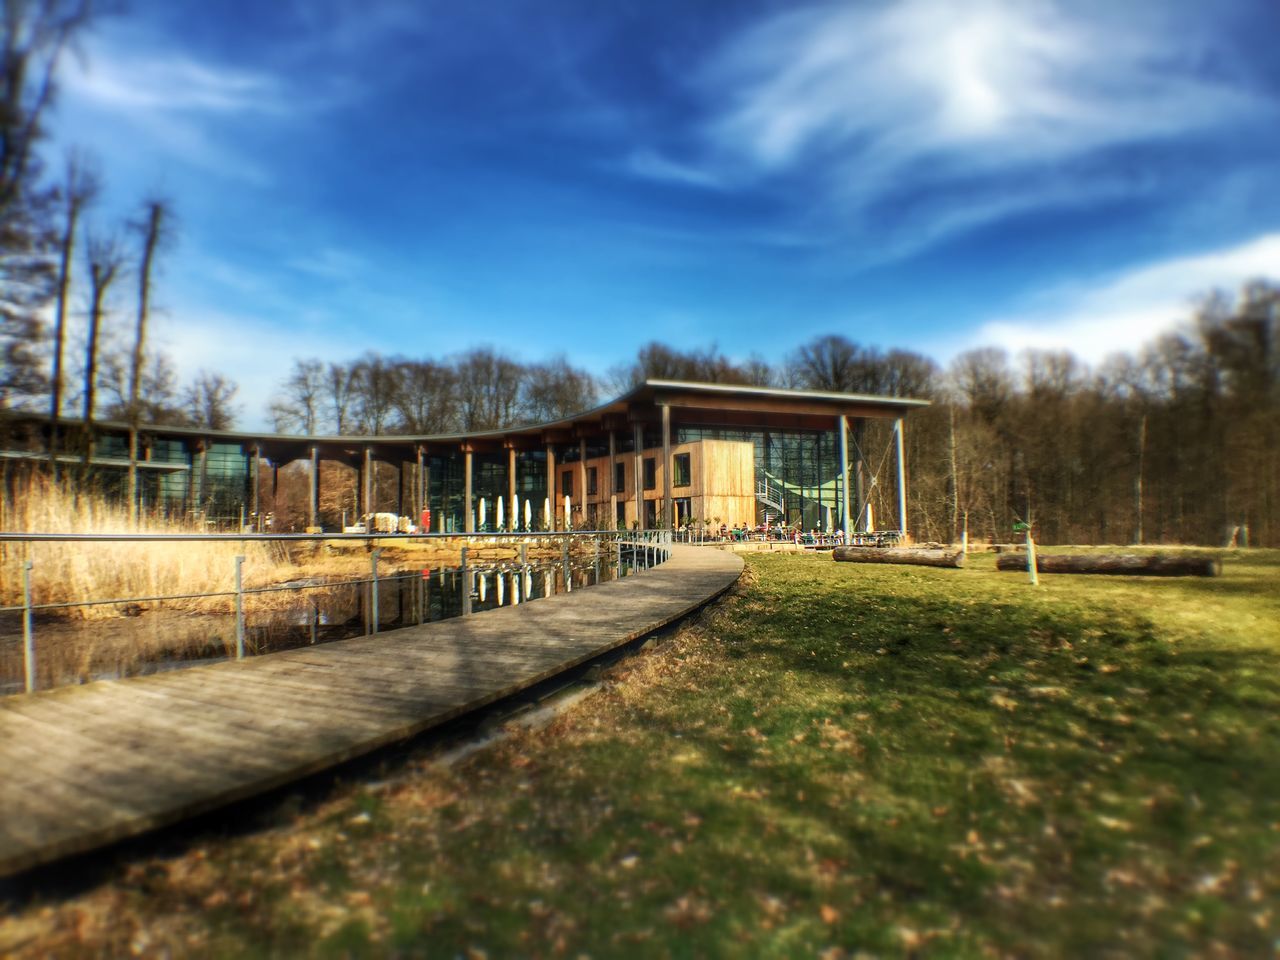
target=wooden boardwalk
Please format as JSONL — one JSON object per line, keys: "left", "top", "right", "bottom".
{"left": 0, "top": 545, "right": 742, "bottom": 877}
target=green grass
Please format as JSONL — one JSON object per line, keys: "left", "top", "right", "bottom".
{"left": 5, "top": 550, "right": 1280, "bottom": 957}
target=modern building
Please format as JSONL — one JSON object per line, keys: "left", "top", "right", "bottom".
{"left": 1, "top": 380, "right": 928, "bottom": 534}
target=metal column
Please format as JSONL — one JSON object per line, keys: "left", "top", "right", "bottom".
{"left": 837, "top": 416, "right": 850, "bottom": 535}
{"left": 895, "top": 417, "right": 907, "bottom": 538}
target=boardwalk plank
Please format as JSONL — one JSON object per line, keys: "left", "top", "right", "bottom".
{"left": 0, "top": 546, "right": 741, "bottom": 876}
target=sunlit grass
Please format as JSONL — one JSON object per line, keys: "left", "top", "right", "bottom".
{"left": 3, "top": 549, "right": 1278, "bottom": 956}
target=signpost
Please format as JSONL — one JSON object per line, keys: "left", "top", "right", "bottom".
{"left": 1013, "top": 521, "right": 1038, "bottom": 586}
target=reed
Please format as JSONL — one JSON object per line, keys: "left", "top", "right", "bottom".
{"left": 0, "top": 474, "right": 284, "bottom": 618}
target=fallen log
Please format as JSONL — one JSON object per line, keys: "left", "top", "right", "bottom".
{"left": 833, "top": 547, "right": 965, "bottom": 568}
{"left": 994, "top": 553, "right": 1218, "bottom": 577}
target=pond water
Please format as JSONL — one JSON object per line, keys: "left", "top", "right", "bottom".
{"left": 0, "top": 544, "right": 666, "bottom": 695}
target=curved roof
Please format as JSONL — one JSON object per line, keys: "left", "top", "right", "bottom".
{"left": 10, "top": 379, "right": 930, "bottom": 458}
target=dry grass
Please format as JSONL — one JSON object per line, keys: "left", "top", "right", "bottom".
{"left": 0, "top": 476, "right": 285, "bottom": 619}
{"left": 2, "top": 477, "right": 609, "bottom": 622}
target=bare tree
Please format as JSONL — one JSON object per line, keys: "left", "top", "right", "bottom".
{"left": 324, "top": 361, "right": 356, "bottom": 434}
{"left": 183, "top": 370, "right": 238, "bottom": 430}
{"left": 521, "top": 355, "right": 596, "bottom": 422}
{"left": 100, "top": 349, "right": 183, "bottom": 424}
{"left": 392, "top": 358, "right": 459, "bottom": 433}
{"left": 81, "top": 228, "right": 124, "bottom": 448}
{"left": 268, "top": 357, "right": 324, "bottom": 434}
{"left": 0, "top": 0, "right": 94, "bottom": 414}
{"left": 456, "top": 347, "right": 524, "bottom": 430}
{"left": 350, "top": 351, "right": 399, "bottom": 434}
{"left": 126, "top": 197, "right": 172, "bottom": 518}
{"left": 47, "top": 151, "right": 96, "bottom": 473}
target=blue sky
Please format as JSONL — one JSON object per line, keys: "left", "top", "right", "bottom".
{"left": 50, "top": 0, "right": 1280, "bottom": 427}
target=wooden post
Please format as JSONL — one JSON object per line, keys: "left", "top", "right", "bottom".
{"left": 250, "top": 444, "right": 260, "bottom": 531}
{"left": 895, "top": 417, "right": 907, "bottom": 539}
{"left": 545, "top": 443, "right": 556, "bottom": 531}
{"left": 608, "top": 429, "right": 617, "bottom": 531}
{"left": 507, "top": 446, "right": 517, "bottom": 531}
{"left": 415, "top": 445, "right": 425, "bottom": 519}
{"left": 308, "top": 445, "right": 319, "bottom": 530}
{"left": 837, "top": 415, "right": 850, "bottom": 536}
{"left": 661, "top": 404, "right": 672, "bottom": 531}
{"left": 362, "top": 446, "right": 373, "bottom": 520}
{"left": 197, "top": 440, "right": 208, "bottom": 520}
{"left": 395, "top": 458, "right": 404, "bottom": 517}
{"left": 1026, "top": 529, "right": 1040, "bottom": 586}
{"left": 633, "top": 422, "right": 644, "bottom": 530}
{"left": 578, "top": 436, "right": 588, "bottom": 530}
{"left": 464, "top": 447, "right": 474, "bottom": 533}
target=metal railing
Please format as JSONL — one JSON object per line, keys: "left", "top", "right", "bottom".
{"left": 0, "top": 528, "right": 673, "bottom": 694}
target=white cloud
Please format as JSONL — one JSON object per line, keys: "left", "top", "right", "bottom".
{"left": 153, "top": 306, "right": 377, "bottom": 431}
{"left": 960, "top": 233, "right": 1280, "bottom": 362}
{"left": 63, "top": 50, "right": 285, "bottom": 114}
{"left": 635, "top": 0, "right": 1272, "bottom": 250}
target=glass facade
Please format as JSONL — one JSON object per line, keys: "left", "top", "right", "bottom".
{"left": 677, "top": 425, "right": 844, "bottom": 530}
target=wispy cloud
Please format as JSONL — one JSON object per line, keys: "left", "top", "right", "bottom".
{"left": 633, "top": 0, "right": 1273, "bottom": 253}
{"left": 957, "top": 232, "right": 1280, "bottom": 362}
{"left": 63, "top": 50, "right": 285, "bottom": 114}
{"left": 622, "top": 149, "right": 726, "bottom": 190}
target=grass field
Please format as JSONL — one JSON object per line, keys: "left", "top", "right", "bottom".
{"left": 3, "top": 549, "right": 1279, "bottom": 957}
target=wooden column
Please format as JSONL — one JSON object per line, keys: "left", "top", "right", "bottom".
{"left": 199, "top": 440, "right": 209, "bottom": 520}
{"left": 895, "top": 417, "right": 907, "bottom": 538}
{"left": 308, "top": 445, "right": 319, "bottom": 530}
{"left": 608, "top": 430, "right": 617, "bottom": 531}
{"left": 661, "top": 404, "right": 672, "bottom": 530}
{"left": 362, "top": 446, "right": 373, "bottom": 518}
{"left": 837, "top": 416, "right": 850, "bottom": 534}
{"left": 578, "top": 437, "right": 588, "bottom": 530}
{"left": 632, "top": 423, "right": 644, "bottom": 530}
{"left": 396, "top": 459, "right": 405, "bottom": 517}
{"left": 250, "top": 444, "right": 260, "bottom": 530}
{"left": 464, "top": 447, "right": 474, "bottom": 533}
{"left": 415, "top": 445, "right": 425, "bottom": 518}
{"left": 545, "top": 444, "right": 556, "bottom": 531}
{"left": 187, "top": 440, "right": 199, "bottom": 516}
{"left": 507, "top": 446, "right": 517, "bottom": 531}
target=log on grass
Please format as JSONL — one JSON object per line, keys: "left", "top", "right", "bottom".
{"left": 994, "top": 553, "right": 1218, "bottom": 577}
{"left": 833, "top": 547, "right": 965, "bottom": 568}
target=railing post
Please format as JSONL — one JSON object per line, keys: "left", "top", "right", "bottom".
{"left": 593, "top": 536, "right": 600, "bottom": 584}
{"left": 461, "top": 546, "right": 471, "bottom": 616}
{"left": 370, "top": 548, "right": 381, "bottom": 634}
{"left": 22, "top": 560, "right": 35, "bottom": 693}
{"left": 234, "top": 555, "right": 245, "bottom": 660}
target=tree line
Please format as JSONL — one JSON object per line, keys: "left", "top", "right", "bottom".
{"left": 277, "top": 283, "right": 1278, "bottom": 548}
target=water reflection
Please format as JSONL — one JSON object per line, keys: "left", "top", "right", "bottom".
{"left": 0, "top": 547, "right": 666, "bottom": 694}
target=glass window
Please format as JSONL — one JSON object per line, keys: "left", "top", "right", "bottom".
{"left": 562, "top": 470, "right": 572, "bottom": 496}
{"left": 615, "top": 461, "right": 625, "bottom": 493}
{"left": 587, "top": 466, "right": 597, "bottom": 496}
{"left": 673, "top": 452, "right": 691, "bottom": 487}
{"left": 643, "top": 457, "right": 655, "bottom": 490}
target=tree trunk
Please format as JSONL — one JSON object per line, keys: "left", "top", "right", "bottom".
{"left": 833, "top": 547, "right": 965, "bottom": 568}
{"left": 995, "top": 553, "right": 1218, "bottom": 577}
